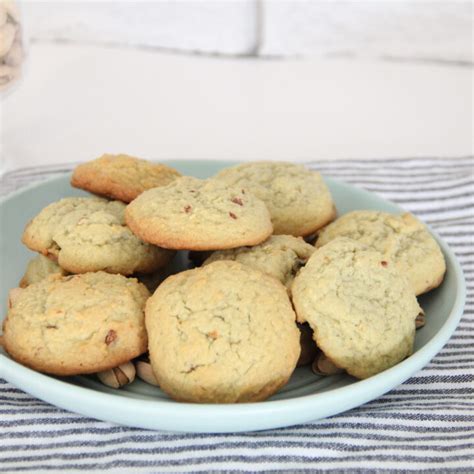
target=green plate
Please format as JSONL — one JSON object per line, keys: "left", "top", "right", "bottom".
{"left": 0, "top": 161, "right": 466, "bottom": 433}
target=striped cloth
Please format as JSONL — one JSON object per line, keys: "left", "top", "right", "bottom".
{"left": 0, "top": 157, "right": 472, "bottom": 473}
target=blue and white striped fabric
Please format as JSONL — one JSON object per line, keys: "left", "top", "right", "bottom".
{"left": 1, "top": 157, "right": 473, "bottom": 473}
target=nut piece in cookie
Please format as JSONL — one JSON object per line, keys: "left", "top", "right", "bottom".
{"left": 2, "top": 272, "right": 149, "bottom": 376}
{"left": 145, "top": 261, "right": 300, "bottom": 403}
{"left": 214, "top": 161, "right": 336, "bottom": 236}
{"left": 204, "top": 235, "right": 315, "bottom": 290}
{"left": 316, "top": 210, "right": 446, "bottom": 295}
{"left": 71, "top": 153, "right": 181, "bottom": 203}
{"left": 292, "top": 238, "right": 421, "bottom": 379}
{"left": 19, "top": 254, "right": 68, "bottom": 288}
{"left": 22, "top": 197, "right": 174, "bottom": 275}
{"left": 125, "top": 176, "right": 273, "bottom": 250}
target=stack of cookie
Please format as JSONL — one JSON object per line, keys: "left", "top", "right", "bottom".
{"left": 2, "top": 154, "right": 446, "bottom": 403}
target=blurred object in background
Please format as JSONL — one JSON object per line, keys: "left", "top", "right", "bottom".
{"left": 24, "top": 0, "right": 258, "bottom": 56}
{"left": 0, "top": 0, "right": 26, "bottom": 93}
{"left": 260, "top": 0, "right": 473, "bottom": 64}
{"left": 1, "top": 1, "right": 472, "bottom": 171}
{"left": 24, "top": 0, "right": 472, "bottom": 64}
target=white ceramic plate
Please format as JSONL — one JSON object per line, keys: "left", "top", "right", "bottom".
{"left": 0, "top": 161, "right": 466, "bottom": 433}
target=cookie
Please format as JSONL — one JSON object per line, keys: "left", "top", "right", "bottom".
{"left": 214, "top": 161, "right": 336, "bottom": 236}
{"left": 203, "top": 235, "right": 315, "bottom": 289}
{"left": 316, "top": 211, "right": 446, "bottom": 295}
{"left": 146, "top": 261, "right": 300, "bottom": 403}
{"left": 2, "top": 272, "right": 149, "bottom": 375}
{"left": 22, "top": 197, "right": 174, "bottom": 275}
{"left": 125, "top": 176, "right": 273, "bottom": 250}
{"left": 19, "top": 255, "right": 68, "bottom": 288}
{"left": 71, "top": 153, "right": 181, "bottom": 203}
{"left": 292, "top": 238, "right": 421, "bottom": 379}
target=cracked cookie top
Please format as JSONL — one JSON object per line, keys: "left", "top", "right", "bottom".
{"left": 22, "top": 197, "right": 174, "bottom": 275}
{"left": 292, "top": 238, "right": 421, "bottom": 379}
{"left": 203, "top": 235, "right": 315, "bottom": 289}
{"left": 214, "top": 161, "right": 336, "bottom": 236}
{"left": 71, "top": 154, "right": 182, "bottom": 203}
{"left": 2, "top": 272, "right": 149, "bottom": 375}
{"left": 145, "top": 260, "right": 300, "bottom": 403}
{"left": 316, "top": 210, "right": 446, "bottom": 295}
{"left": 125, "top": 176, "right": 273, "bottom": 250}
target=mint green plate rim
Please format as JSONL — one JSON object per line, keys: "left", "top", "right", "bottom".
{"left": 0, "top": 160, "right": 466, "bottom": 433}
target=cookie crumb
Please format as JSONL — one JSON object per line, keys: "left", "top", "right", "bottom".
{"left": 229, "top": 212, "right": 237, "bottom": 219}
{"left": 231, "top": 197, "right": 243, "bottom": 206}
{"left": 105, "top": 329, "right": 117, "bottom": 345}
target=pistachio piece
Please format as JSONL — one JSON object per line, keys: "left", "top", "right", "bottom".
{"left": 416, "top": 309, "right": 426, "bottom": 329}
{"left": 97, "top": 362, "right": 136, "bottom": 389}
{"left": 0, "top": 22, "right": 16, "bottom": 57}
{"left": 135, "top": 359, "right": 160, "bottom": 386}
{"left": 105, "top": 329, "right": 117, "bottom": 345}
{"left": 311, "top": 351, "right": 343, "bottom": 376}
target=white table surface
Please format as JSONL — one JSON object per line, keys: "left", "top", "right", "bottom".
{"left": 1, "top": 42, "right": 472, "bottom": 173}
